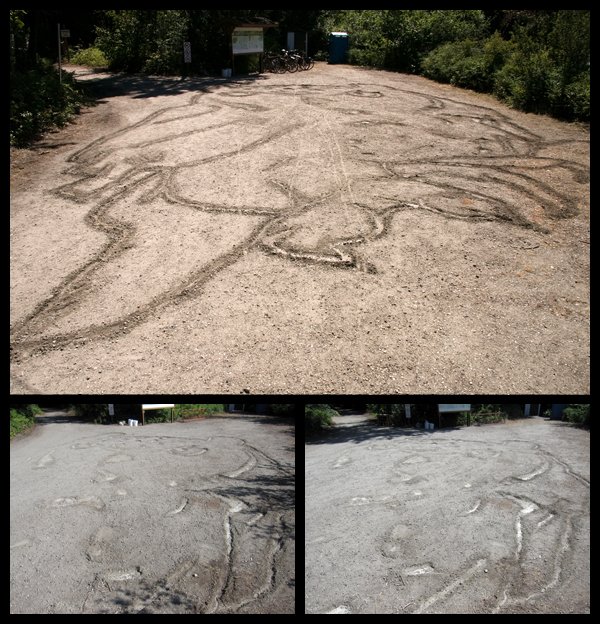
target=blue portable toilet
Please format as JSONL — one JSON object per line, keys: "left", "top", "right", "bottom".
{"left": 551, "top": 404, "right": 567, "bottom": 420}
{"left": 329, "top": 32, "right": 349, "bottom": 64}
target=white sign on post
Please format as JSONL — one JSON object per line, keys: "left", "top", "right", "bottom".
{"left": 405, "top": 404, "right": 411, "bottom": 419}
{"left": 438, "top": 404, "right": 471, "bottom": 413}
{"left": 183, "top": 42, "right": 191, "bottom": 63}
{"left": 141, "top": 404, "right": 176, "bottom": 426}
{"left": 108, "top": 404, "right": 114, "bottom": 416}
{"left": 438, "top": 403, "right": 471, "bottom": 427}
{"left": 142, "top": 404, "right": 175, "bottom": 410}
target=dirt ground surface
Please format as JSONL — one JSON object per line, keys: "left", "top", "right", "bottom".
{"left": 305, "top": 413, "right": 589, "bottom": 614}
{"left": 10, "top": 64, "right": 589, "bottom": 394}
{"left": 10, "top": 409, "right": 295, "bottom": 613}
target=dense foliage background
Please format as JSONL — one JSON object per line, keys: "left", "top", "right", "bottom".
{"left": 11, "top": 10, "right": 589, "bottom": 146}
{"left": 304, "top": 403, "right": 590, "bottom": 439}
{"left": 10, "top": 403, "right": 294, "bottom": 439}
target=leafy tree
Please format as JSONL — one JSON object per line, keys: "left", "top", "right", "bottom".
{"left": 95, "top": 10, "right": 188, "bottom": 73}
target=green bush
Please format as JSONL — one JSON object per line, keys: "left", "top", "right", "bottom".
{"left": 494, "top": 46, "right": 560, "bottom": 114}
{"left": 483, "top": 30, "right": 517, "bottom": 74}
{"left": 489, "top": 13, "right": 590, "bottom": 121}
{"left": 175, "top": 404, "right": 225, "bottom": 420}
{"left": 383, "top": 10, "right": 488, "bottom": 73}
{"left": 421, "top": 40, "right": 487, "bottom": 90}
{"left": 10, "top": 404, "right": 43, "bottom": 439}
{"left": 69, "top": 45, "right": 109, "bottom": 67}
{"left": 305, "top": 404, "right": 338, "bottom": 438}
{"left": 421, "top": 31, "right": 516, "bottom": 93}
{"left": 348, "top": 47, "right": 387, "bottom": 67}
{"left": 562, "top": 404, "right": 590, "bottom": 428}
{"left": 10, "top": 408, "right": 32, "bottom": 439}
{"left": 563, "top": 69, "right": 590, "bottom": 121}
{"left": 10, "top": 60, "right": 90, "bottom": 146}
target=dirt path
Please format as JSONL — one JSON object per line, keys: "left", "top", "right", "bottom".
{"left": 10, "top": 413, "right": 294, "bottom": 613}
{"left": 306, "top": 416, "right": 589, "bottom": 614}
{"left": 10, "top": 64, "right": 589, "bottom": 393}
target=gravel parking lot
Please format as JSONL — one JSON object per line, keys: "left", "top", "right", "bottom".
{"left": 11, "top": 410, "right": 295, "bottom": 614}
{"left": 306, "top": 413, "right": 589, "bottom": 614}
{"left": 11, "top": 63, "right": 589, "bottom": 393}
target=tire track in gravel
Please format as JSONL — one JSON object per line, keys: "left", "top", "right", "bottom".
{"left": 307, "top": 417, "right": 589, "bottom": 614}
{"left": 10, "top": 76, "right": 589, "bottom": 371}
{"left": 11, "top": 422, "right": 294, "bottom": 614}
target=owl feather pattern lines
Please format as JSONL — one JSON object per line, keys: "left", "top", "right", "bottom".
{"left": 10, "top": 80, "right": 588, "bottom": 358}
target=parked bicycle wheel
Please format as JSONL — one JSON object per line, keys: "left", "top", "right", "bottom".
{"left": 277, "top": 50, "right": 297, "bottom": 73}
{"left": 296, "top": 55, "right": 308, "bottom": 71}
{"left": 291, "top": 49, "right": 314, "bottom": 71}
{"left": 266, "top": 56, "right": 279, "bottom": 73}
{"left": 274, "top": 57, "right": 287, "bottom": 74}
{"left": 286, "top": 57, "right": 299, "bottom": 72}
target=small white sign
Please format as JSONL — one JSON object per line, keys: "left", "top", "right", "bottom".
{"left": 108, "top": 404, "right": 114, "bottom": 416}
{"left": 439, "top": 404, "right": 471, "bottom": 413}
{"left": 142, "top": 404, "right": 175, "bottom": 410}
{"left": 183, "top": 42, "right": 191, "bottom": 63}
{"left": 405, "top": 404, "right": 411, "bottom": 419}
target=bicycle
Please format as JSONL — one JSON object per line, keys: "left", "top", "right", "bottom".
{"left": 266, "top": 50, "right": 302, "bottom": 73}
{"left": 279, "top": 49, "right": 299, "bottom": 73}
{"left": 291, "top": 49, "right": 315, "bottom": 71}
{"left": 265, "top": 50, "right": 293, "bottom": 73}
{"left": 265, "top": 53, "right": 282, "bottom": 73}
{"left": 265, "top": 49, "right": 314, "bottom": 73}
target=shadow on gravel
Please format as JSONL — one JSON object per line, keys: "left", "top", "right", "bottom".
{"left": 307, "top": 418, "right": 466, "bottom": 446}
{"left": 34, "top": 408, "right": 94, "bottom": 426}
{"left": 210, "top": 415, "right": 295, "bottom": 454}
{"left": 81, "top": 70, "right": 269, "bottom": 101}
